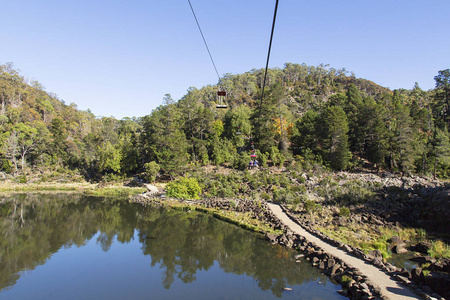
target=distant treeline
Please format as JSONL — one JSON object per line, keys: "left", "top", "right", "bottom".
{"left": 1, "top": 62, "right": 449, "bottom": 180}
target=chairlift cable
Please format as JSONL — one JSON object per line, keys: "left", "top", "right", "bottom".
{"left": 258, "top": 0, "right": 279, "bottom": 118}
{"left": 187, "top": 0, "right": 221, "bottom": 83}
{"left": 251, "top": 0, "right": 279, "bottom": 168}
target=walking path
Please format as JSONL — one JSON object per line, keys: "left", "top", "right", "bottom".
{"left": 267, "top": 202, "right": 421, "bottom": 300}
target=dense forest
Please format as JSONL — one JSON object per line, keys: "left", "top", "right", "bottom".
{"left": 1, "top": 62, "right": 449, "bottom": 182}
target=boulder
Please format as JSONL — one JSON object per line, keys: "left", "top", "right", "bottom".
{"left": 144, "top": 184, "right": 160, "bottom": 195}
{"left": 389, "top": 236, "right": 406, "bottom": 247}
{"left": 411, "top": 268, "right": 426, "bottom": 286}
{"left": 265, "top": 233, "right": 278, "bottom": 244}
{"left": 409, "top": 256, "right": 436, "bottom": 264}
{"left": 410, "top": 241, "right": 432, "bottom": 254}
{"left": 393, "top": 245, "right": 408, "bottom": 254}
{"left": 372, "top": 257, "right": 384, "bottom": 267}
{"left": 331, "top": 264, "right": 341, "bottom": 276}
{"left": 326, "top": 258, "right": 336, "bottom": 269}
{"left": 425, "top": 272, "right": 450, "bottom": 298}
{"left": 318, "top": 261, "right": 325, "bottom": 270}
{"left": 294, "top": 254, "right": 304, "bottom": 260}
{"left": 367, "top": 250, "right": 383, "bottom": 260}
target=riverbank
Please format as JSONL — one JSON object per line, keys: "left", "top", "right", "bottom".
{"left": 131, "top": 193, "right": 449, "bottom": 299}
{"left": 0, "top": 181, "right": 146, "bottom": 196}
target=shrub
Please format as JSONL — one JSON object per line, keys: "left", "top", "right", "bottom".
{"left": 2, "top": 160, "right": 12, "bottom": 173}
{"left": 304, "top": 200, "right": 321, "bottom": 214}
{"left": 144, "top": 161, "right": 160, "bottom": 183}
{"left": 232, "top": 152, "right": 249, "bottom": 170}
{"left": 217, "top": 186, "right": 235, "bottom": 198}
{"left": 166, "top": 177, "right": 202, "bottom": 199}
{"left": 339, "top": 206, "right": 351, "bottom": 217}
{"left": 16, "top": 175, "right": 27, "bottom": 183}
{"left": 260, "top": 193, "right": 271, "bottom": 201}
{"left": 428, "top": 240, "right": 450, "bottom": 258}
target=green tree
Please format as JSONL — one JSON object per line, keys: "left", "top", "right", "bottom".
{"left": 344, "top": 84, "right": 363, "bottom": 152}
{"left": 224, "top": 105, "right": 252, "bottom": 148}
{"left": 434, "top": 70, "right": 450, "bottom": 126}
{"left": 432, "top": 128, "right": 450, "bottom": 179}
{"left": 141, "top": 95, "right": 189, "bottom": 176}
{"left": 318, "top": 106, "right": 350, "bottom": 170}
{"left": 144, "top": 161, "right": 160, "bottom": 183}
{"left": 292, "top": 110, "right": 318, "bottom": 152}
{"left": 98, "top": 141, "right": 122, "bottom": 174}
{"left": 49, "top": 117, "right": 68, "bottom": 163}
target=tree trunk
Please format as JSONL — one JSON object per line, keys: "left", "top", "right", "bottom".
{"left": 433, "top": 156, "right": 437, "bottom": 180}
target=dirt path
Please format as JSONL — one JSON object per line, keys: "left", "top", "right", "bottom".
{"left": 267, "top": 203, "right": 421, "bottom": 300}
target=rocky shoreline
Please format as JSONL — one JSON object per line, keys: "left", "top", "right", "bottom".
{"left": 131, "top": 192, "right": 448, "bottom": 300}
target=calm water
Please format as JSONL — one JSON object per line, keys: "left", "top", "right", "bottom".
{"left": 0, "top": 193, "right": 345, "bottom": 300}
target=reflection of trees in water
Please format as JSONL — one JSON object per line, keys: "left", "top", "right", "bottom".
{"left": 0, "top": 194, "right": 329, "bottom": 296}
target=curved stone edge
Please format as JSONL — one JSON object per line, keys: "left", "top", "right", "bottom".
{"left": 130, "top": 196, "right": 441, "bottom": 300}
{"left": 278, "top": 204, "right": 443, "bottom": 300}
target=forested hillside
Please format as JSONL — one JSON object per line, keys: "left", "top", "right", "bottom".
{"left": 1, "top": 62, "right": 449, "bottom": 182}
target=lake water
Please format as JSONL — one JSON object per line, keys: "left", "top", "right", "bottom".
{"left": 0, "top": 193, "right": 345, "bottom": 300}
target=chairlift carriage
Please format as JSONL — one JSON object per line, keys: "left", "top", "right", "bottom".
{"left": 216, "top": 87, "right": 228, "bottom": 109}
{"left": 249, "top": 140, "right": 258, "bottom": 169}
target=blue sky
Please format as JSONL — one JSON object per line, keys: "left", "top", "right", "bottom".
{"left": 1, "top": 0, "right": 449, "bottom": 119}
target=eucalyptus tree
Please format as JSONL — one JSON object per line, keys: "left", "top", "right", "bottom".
{"left": 223, "top": 105, "right": 252, "bottom": 149}
{"left": 317, "top": 106, "right": 350, "bottom": 170}
{"left": 434, "top": 69, "right": 450, "bottom": 128}
{"left": 140, "top": 94, "right": 189, "bottom": 176}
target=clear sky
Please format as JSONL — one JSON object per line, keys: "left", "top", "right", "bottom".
{"left": 1, "top": 1, "right": 449, "bottom": 119}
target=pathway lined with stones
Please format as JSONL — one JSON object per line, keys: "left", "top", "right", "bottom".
{"left": 267, "top": 202, "right": 421, "bottom": 300}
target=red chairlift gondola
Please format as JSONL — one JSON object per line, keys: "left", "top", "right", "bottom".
{"left": 216, "top": 88, "right": 228, "bottom": 109}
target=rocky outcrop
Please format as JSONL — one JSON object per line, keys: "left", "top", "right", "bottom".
{"left": 410, "top": 242, "right": 433, "bottom": 254}
{"left": 410, "top": 267, "right": 450, "bottom": 300}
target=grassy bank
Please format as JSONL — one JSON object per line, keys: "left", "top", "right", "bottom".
{"left": 0, "top": 181, "right": 146, "bottom": 197}
{"left": 144, "top": 198, "right": 281, "bottom": 235}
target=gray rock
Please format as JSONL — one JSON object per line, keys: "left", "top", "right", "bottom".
{"left": 372, "top": 257, "right": 384, "bottom": 267}
{"left": 393, "top": 245, "right": 408, "bottom": 254}
{"left": 294, "top": 254, "right": 304, "bottom": 260}
{"left": 410, "top": 241, "right": 432, "bottom": 254}
{"left": 389, "top": 236, "right": 406, "bottom": 247}
{"left": 331, "top": 264, "right": 341, "bottom": 276}
{"left": 144, "top": 184, "right": 160, "bottom": 195}
{"left": 368, "top": 250, "right": 383, "bottom": 260}
{"left": 410, "top": 256, "right": 436, "bottom": 264}
{"left": 411, "top": 268, "right": 425, "bottom": 285}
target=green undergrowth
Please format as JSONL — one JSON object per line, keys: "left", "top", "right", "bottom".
{"left": 317, "top": 224, "right": 419, "bottom": 259}
{"left": 428, "top": 240, "right": 450, "bottom": 258}
{"left": 0, "top": 182, "right": 91, "bottom": 192}
{"left": 84, "top": 187, "right": 146, "bottom": 197}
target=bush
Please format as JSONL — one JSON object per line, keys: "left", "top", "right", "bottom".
{"left": 233, "top": 152, "right": 249, "bottom": 170}
{"left": 269, "top": 146, "right": 286, "bottom": 166}
{"left": 15, "top": 175, "right": 28, "bottom": 183}
{"left": 304, "top": 200, "right": 322, "bottom": 214}
{"left": 339, "top": 206, "right": 351, "bottom": 217}
{"left": 144, "top": 161, "right": 160, "bottom": 183}
{"left": 103, "top": 173, "right": 124, "bottom": 182}
{"left": 428, "top": 240, "right": 450, "bottom": 258}
{"left": 257, "top": 150, "right": 269, "bottom": 167}
{"left": 166, "top": 177, "right": 202, "bottom": 199}
{"left": 260, "top": 192, "right": 271, "bottom": 201}
{"left": 2, "top": 160, "right": 12, "bottom": 173}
